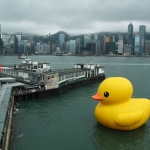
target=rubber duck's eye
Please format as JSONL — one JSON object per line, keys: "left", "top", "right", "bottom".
{"left": 104, "top": 92, "right": 109, "bottom": 97}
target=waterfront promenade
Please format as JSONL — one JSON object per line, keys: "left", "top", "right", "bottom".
{"left": 0, "top": 82, "right": 24, "bottom": 150}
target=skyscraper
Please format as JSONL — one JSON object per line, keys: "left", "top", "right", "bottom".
{"left": 15, "top": 33, "right": 22, "bottom": 54}
{"left": 28, "top": 36, "right": 35, "bottom": 54}
{"left": 139, "top": 25, "right": 146, "bottom": 37}
{"left": 2, "top": 34, "right": 15, "bottom": 54}
{"left": 58, "top": 34, "right": 65, "bottom": 52}
{"left": 84, "top": 34, "right": 91, "bottom": 47}
{"left": 105, "top": 35, "right": 110, "bottom": 54}
{"left": 127, "top": 23, "right": 134, "bottom": 46}
{"left": 118, "top": 38, "right": 123, "bottom": 54}
{"left": 139, "top": 25, "right": 146, "bottom": 54}
{"left": 100, "top": 34, "right": 106, "bottom": 54}
{"left": 69, "top": 40, "right": 76, "bottom": 54}
{"left": 134, "top": 35, "right": 140, "bottom": 54}
{"left": 76, "top": 38, "right": 81, "bottom": 54}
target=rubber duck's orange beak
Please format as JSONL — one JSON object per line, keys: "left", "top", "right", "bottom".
{"left": 92, "top": 93, "right": 102, "bottom": 101}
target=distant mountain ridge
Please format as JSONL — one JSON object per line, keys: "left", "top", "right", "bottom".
{"left": 22, "top": 31, "right": 70, "bottom": 43}
{"left": 21, "top": 31, "right": 150, "bottom": 45}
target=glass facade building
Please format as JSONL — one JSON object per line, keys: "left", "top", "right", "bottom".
{"left": 2, "top": 34, "right": 15, "bottom": 53}
{"left": 69, "top": 40, "right": 76, "bottom": 54}
{"left": 16, "top": 34, "right": 21, "bottom": 41}
{"left": 64, "top": 41, "right": 69, "bottom": 53}
{"left": 18, "top": 41, "right": 24, "bottom": 54}
{"left": 58, "top": 34, "right": 65, "bottom": 52}
{"left": 140, "top": 38, "right": 145, "bottom": 54}
{"left": 109, "top": 42, "right": 115, "bottom": 54}
{"left": 134, "top": 35, "right": 140, "bottom": 54}
{"left": 84, "top": 34, "right": 91, "bottom": 47}
{"left": 105, "top": 42, "right": 109, "bottom": 54}
{"left": 139, "top": 25, "right": 146, "bottom": 37}
{"left": 15, "top": 34, "right": 22, "bottom": 54}
{"left": 76, "top": 38, "right": 81, "bottom": 54}
{"left": 139, "top": 25, "right": 146, "bottom": 54}
{"left": 100, "top": 34, "right": 106, "bottom": 54}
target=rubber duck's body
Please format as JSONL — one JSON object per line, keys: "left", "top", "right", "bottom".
{"left": 92, "top": 77, "right": 150, "bottom": 130}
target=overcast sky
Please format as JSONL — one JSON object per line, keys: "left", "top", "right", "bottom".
{"left": 0, "top": 0, "right": 150, "bottom": 35}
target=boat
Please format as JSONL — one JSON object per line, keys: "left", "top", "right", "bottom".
{"left": 0, "top": 60, "right": 105, "bottom": 101}
{"left": 18, "top": 55, "right": 27, "bottom": 59}
{"left": 15, "top": 58, "right": 51, "bottom": 72}
{"left": 144, "top": 53, "right": 150, "bottom": 58}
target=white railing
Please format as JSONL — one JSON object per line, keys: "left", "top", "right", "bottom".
{"left": 58, "top": 75, "right": 85, "bottom": 84}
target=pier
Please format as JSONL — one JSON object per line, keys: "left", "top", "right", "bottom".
{"left": 12, "top": 74, "right": 105, "bottom": 101}
{"left": 0, "top": 61, "right": 105, "bottom": 101}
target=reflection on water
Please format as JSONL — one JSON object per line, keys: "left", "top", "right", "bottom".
{"left": 92, "top": 121, "right": 150, "bottom": 150}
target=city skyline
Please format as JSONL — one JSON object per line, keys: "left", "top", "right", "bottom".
{"left": 0, "top": 0, "right": 150, "bottom": 35}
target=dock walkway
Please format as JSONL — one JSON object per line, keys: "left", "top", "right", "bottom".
{"left": 0, "top": 82, "right": 24, "bottom": 150}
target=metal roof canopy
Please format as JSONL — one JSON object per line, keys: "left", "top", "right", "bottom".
{"left": 12, "top": 68, "right": 89, "bottom": 76}
{"left": 50, "top": 68, "right": 89, "bottom": 75}
{"left": 0, "top": 78, "right": 16, "bottom": 82}
{"left": 75, "top": 63, "right": 104, "bottom": 68}
{"left": 1, "top": 64, "right": 104, "bottom": 80}
{"left": 16, "top": 62, "right": 50, "bottom": 67}
{"left": 21, "top": 85, "right": 40, "bottom": 89}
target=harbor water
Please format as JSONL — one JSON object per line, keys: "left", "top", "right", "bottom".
{"left": 1, "top": 55, "right": 150, "bottom": 150}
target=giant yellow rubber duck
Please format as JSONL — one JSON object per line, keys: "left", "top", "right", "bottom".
{"left": 92, "top": 77, "right": 150, "bottom": 130}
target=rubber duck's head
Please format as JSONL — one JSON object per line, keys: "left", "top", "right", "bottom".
{"left": 92, "top": 77, "right": 133, "bottom": 105}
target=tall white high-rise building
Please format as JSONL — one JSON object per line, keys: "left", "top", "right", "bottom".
{"left": 118, "top": 39, "right": 123, "bottom": 54}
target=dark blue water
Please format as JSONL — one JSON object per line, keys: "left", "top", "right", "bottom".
{"left": 1, "top": 55, "right": 150, "bottom": 150}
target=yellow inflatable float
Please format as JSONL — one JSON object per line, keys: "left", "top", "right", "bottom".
{"left": 92, "top": 77, "right": 150, "bottom": 130}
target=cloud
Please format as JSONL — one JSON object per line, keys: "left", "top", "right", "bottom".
{"left": 0, "top": 0, "right": 150, "bottom": 35}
